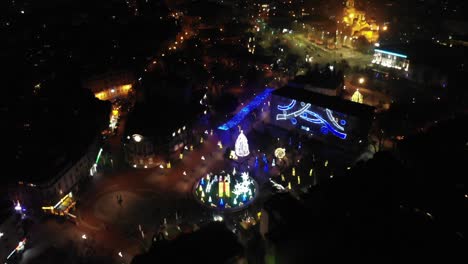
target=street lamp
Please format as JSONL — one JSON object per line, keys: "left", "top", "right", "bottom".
{"left": 14, "top": 201, "right": 22, "bottom": 211}
{"left": 132, "top": 134, "right": 143, "bottom": 142}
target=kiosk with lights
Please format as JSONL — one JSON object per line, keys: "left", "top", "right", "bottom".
{"left": 42, "top": 192, "right": 77, "bottom": 222}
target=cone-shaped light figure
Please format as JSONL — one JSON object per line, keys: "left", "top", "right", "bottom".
{"left": 351, "top": 89, "right": 363, "bottom": 104}
{"left": 235, "top": 130, "right": 250, "bottom": 157}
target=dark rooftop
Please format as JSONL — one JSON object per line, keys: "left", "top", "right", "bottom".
{"left": 291, "top": 68, "right": 344, "bottom": 90}
{"left": 131, "top": 222, "right": 243, "bottom": 264}
{"left": 273, "top": 86, "right": 375, "bottom": 119}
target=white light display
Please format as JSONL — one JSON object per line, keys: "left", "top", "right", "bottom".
{"left": 274, "top": 148, "right": 286, "bottom": 159}
{"left": 232, "top": 172, "right": 253, "bottom": 197}
{"left": 269, "top": 179, "right": 286, "bottom": 192}
{"left": 14, "top": 201, "right": 22, "bottom": 211}
{"left": 235, "top": 130, "right": 250, "bottom": 157}
{"left": 195, "top": 170, "right": 257, "bottom": 210}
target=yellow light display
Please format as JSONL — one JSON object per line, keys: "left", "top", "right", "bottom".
{"left": 121, "top": 84, "right": 132, "bottom": 91}
{"left": 225, "top": 179, "right": 230, "bottom": 197}
{"left": 218, "top": 180, "right": 224, "bottom": 197}
{"left": 342, "top": 0, "right": 379, "bottom": 43}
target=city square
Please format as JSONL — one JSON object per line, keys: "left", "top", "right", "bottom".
{"left": 2, "top": 0, "right": 467, "bottom": 263}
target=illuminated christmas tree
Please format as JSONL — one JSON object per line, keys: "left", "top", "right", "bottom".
{"left": 351, "top": 89, "right": 363, "bottom": 104}
{"left": 235, "top": 130, "right": 250, "bottom": 157}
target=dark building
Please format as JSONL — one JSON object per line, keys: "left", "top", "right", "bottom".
{"left": 4, "top": 75, "right": 109, "bottom": 212}
{"left": 123, "top": 100, "right": 193, "bottom": 168}
{"left": 289, "top": 65, "right": 345, "bottom": 97}
{"left": 131, "top": 222, "right": 244, "bottom": 264}
{"left": 259, "top": 192, "right": 313, "bottom": 263}
{"left": 123, "top": 73, "right": 205, "bottom": 166}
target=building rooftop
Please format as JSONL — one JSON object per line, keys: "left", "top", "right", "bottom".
{"left": 378, "top": 42, "right": 468, "bottom": 70}
{"left": 132, "top": 222, "right": 243, "bottom": 264}
{"left": 291, "top": 67, "right": 344, "bottom": 90}
{"left": 272, "top": 86, "right": 375, "bottom": 119}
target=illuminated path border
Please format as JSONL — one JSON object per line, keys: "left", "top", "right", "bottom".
{"left": 218, "top": 88, "right": 274, "bottom": 131}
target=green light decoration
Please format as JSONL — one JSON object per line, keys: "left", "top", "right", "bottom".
{"left": 95, "top": 148, "right": 103, "bottom": 164}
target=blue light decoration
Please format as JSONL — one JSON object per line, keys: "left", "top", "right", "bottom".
{"left": 276, "top": 99, "right": 348, "bottom": 139}
{"left": 201, "top": 178, "right": 205, "bottom": 185}
{"left": 320, "top": 126, "right": 329, "bottom": 135}
{"left": 374, "top": 49, "right": 407, "bottom": 59}
{"left": 277, "top": 99, "right": 296, "bottom": 111}
{"left": 242, "top": 194, "right": 247, "bottom": 202}
{"left": 218, "top": 88, "right": 274, "bottom": 130}
{"left": 219, "top": 198, "right": 224, "bottom": 207}
{"left": 254, "top": 156, "right": 259, "bottom": 168}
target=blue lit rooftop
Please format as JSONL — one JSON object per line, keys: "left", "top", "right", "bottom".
{"left": 218, "top": 88, "right": 273, "bottom": 131}
{"left": 374, "top": 49, "right": 408, "bottom": 59}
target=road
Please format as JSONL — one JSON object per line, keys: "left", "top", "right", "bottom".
{"left": 73, "top": 121, "right": 231, "bottom": 261}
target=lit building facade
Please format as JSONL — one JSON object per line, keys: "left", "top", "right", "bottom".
{"left": 83, "top": 70, "right": 135, "bottom": 101}
{"left": 124, "top": 133, "right": 158, "bottom": 168}
{"left": 267, "top": 86, "right": 374, "bottom": 149}
{"left": 342, "top": 0, "right": 379, "bottom": 43}
{"left": 124, "top": 124, "right": 191, "bottom": 168}
{"left": 94, "top": 84, "right": 133, "bottom": 101}
{"left": 372, "top": 49, "right": 410, "bottom": 71}
{"left": 10, "top": 137, "right": 99, "bottom": 213}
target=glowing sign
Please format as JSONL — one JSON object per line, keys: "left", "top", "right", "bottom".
{"left": 374, "top": 49, "right": 407, "bottom": 59}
